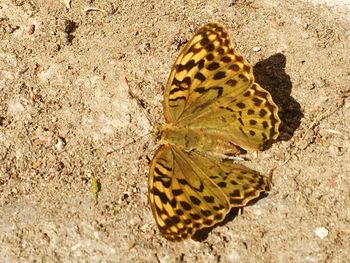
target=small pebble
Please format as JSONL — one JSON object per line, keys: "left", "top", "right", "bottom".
{"left": 62, "top": 0, "right": 71, "bottom": 9}
{"left": 28, "top": 24, "right": 35, "bottom": 35}
{"left": 253, "top": 46, "right": 261, "bottom": 52}
{"left": 55, "top": 137, "right": 65, "bottom": 151}
{"left": 314, "top": 227, "right": 328, "bottom": 239}
{"left": 328, "top": 145, "right": 340, "bottom": 156}
{"left": 7, "top": 101, "right": 24, "bottom": 115}
{"left": 32, "top": 160, "right": 42, "bottom": 169}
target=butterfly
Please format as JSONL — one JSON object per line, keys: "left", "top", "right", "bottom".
{"left": 148, "top": 23, "right": 280, "bottom": 241}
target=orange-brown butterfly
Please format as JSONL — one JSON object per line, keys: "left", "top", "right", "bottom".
{"left": 148, "top": 23, "right": 280, "bottom": 241}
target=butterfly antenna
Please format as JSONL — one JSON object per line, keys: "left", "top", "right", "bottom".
{"left": 106, "top": 77, "right": 154, "bottom": 155}
{"left": 124, "top": 76, "right": 153, "bottom": 127}
{"left": 106, "top": 131, "right": 152, "bottom": 155}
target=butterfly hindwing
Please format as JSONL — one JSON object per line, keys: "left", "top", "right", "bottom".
{"left": 186, "top": 150, "right": 269, "bottom": 207}
{"left": 180, "top": 82, "right": 280, "bottom": 150}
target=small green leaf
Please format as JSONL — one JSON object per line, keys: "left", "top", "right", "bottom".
{"left": 91, "top": 177, "right": 100, "bottom": 201}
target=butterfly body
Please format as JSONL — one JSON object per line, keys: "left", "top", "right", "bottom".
{"left": 148, "top": 23, "right": 281, "bottom": 241}
{"left": 160, "top": 123, "right": 242, "bottom": 158}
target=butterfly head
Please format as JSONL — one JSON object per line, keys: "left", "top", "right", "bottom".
{"left": 151, "top": 123, "right": 163, "bottom": 142}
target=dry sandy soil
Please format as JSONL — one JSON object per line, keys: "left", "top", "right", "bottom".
{"left": 1, "top": 0, "right": 349, "bottom": 262}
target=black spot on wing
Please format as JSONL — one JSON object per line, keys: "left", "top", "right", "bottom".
{"left": 206, "top": 44, "right": 215, "bottom": 52}
{"left": 200, "top": 37, "right": 209, "bottom": 46}
{"left": 194, "top": 87, "right": 206, "bottom": 94}
{"left": 164, "top": 216, "right": 180, "bottom": 227}
{"left": 176, "top": 59, "right": 196, "bottom": 72}
{"left": 259, "top": 109, "right": 267, "bottom": 117}
{"left": 203, "top": 195, "right": 215, "bottom": 203}
{"left": 195, "top": 72, "right": 206, "bottom": 82}
{"left": 235, "top": 55, "right": 243, "bottom": 62}
{"left": 253, "top": 98, "right": 263, "bottom": 106}
{"left": 152, "top": 187, "right": 169, "bottom": 204}
{"left": 203, "top": 219, "right": 213, "bottom": 225}
{"left": 190, "top": 195, "right": 201, "bottom": 205}
{"left": 226, "top": 79, "right": 237, "bottom": 87}
{"left": 214, "top": 214, "right": 223, "bottom": 220}
{"left": 230, "top": 189, "right": 241, "bottom": 197}
{"left": 213, "top": 71, "right": 226, "bottom": 80}
{"left": 206, "top": 53, "right": 214, "bottom": 61}
{"left": 153, "top": 175, "right": 171, "bottom": 188}
{"left": 190, "top": 213, "right": 201, "bottom": 220}
{"left": 249, "top": 130, "right": 256, "bottom": 136}
{"left": 169, "top": 85, "right": 187, "bottom": 95}
{"left": 156, "top": 162, "right": 172, "bottom": 172}
{"left": 249, "top": 120, "right": 257, "bottom": 125}
{"left": 176, "top": 209, "right": 184, "bottom": 215}
{"left": 229, "top": 64, "right": 240, "bottom": 71}
{"left": 201, "top": 210, "right": 212, "bottom": 216}
{"left": 198, "top": 59, "right": 205, "bottom": 70}
{"left": 221, "top": 56, "right": 231, "bottom": 63}
{"left": 180, "top": 201, "right": 192, "bottom": 211}
{"left": 207, "top": 62, "right": 220, "bottom": 70}
{"left": 236, "top": 102, "right": 245, "bottom": 109}
{"left": 194, "top": 86, "right": 223, "bottom": 97}
{"left": 247, "top": 109, "right": 255, "bottom": 115}
{"left": 169, "top": 96, "right": 187, "bottom": 102}
{"left": 213, "top": 86, "right": 223, "bottom": 97}
{"left": 217, "top": 181, "right": 227, "bottom": 188}
{"left": 243, "top": 65, "right": 250, "bottom": 72}
{"left": 172, "top": 189, "right": 183, "bottom": 196}
{"left": 217, "top": 48, "right": 224, "bottom": 55}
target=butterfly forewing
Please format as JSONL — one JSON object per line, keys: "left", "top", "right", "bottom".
{"left": 164, "top": 23, "right": 254, "bottom": 123}
{"left": 163, "top": 23, "right": 280, "bottom": 150}
{"left": 149, "top": 145, "right": 230, "bottom": 241}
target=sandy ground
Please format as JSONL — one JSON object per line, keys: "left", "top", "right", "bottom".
{"left": 1, "top": 0, "right": 349, "bottom": 262}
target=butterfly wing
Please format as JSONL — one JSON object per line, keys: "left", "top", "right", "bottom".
{"left": 148, "top": 144, "right": 230, "bottom": 241}
{"left": 163, "top": 23, "right": 280, "bottom": 150}
{"left": 148, "top": 144, "right": 268, "bottom": 241}
{"left": 164, "top": 23, "right": 251, "bottom": 123}
{"left": 181, "top": 82, "right": 280, "bottom": 151}
{"left": 187, "top": 149, "right": 268, "bottom": 207}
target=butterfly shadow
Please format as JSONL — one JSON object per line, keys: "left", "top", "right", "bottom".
{"left": 192, "top": 192, "right": 269, "bottom": 242}
{"left": 253, "top": 53, "right": 303, "bottom": 144}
